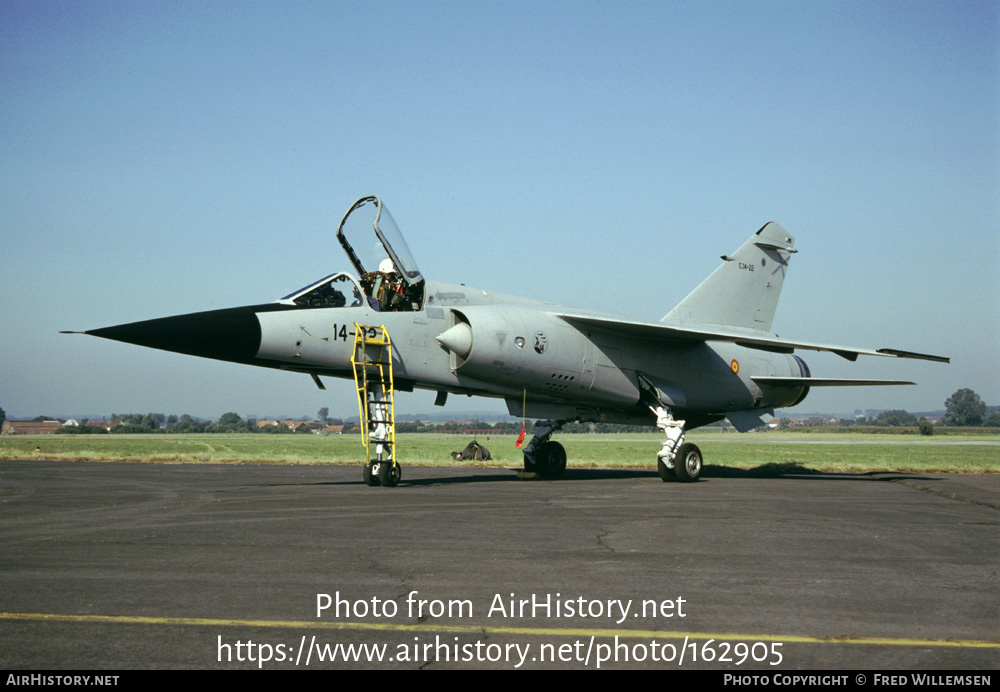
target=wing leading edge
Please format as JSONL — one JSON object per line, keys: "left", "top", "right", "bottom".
{"left": 557, "top": 313, "right": 949, "bottom": 363}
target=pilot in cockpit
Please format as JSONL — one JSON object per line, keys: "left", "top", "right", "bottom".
{"left": 362, "top": 258, "right": 402, "bottom": 312}
{"left": 359, "top": 257, "right": 419, "bottom": 312}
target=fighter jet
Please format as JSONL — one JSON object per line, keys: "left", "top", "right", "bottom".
{"left": 67, "top": 195, "right": 948, "bottom": 486}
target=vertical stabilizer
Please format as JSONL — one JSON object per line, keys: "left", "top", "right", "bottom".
{"left": 661, "top": 222, "right": 795, "bottom": 333}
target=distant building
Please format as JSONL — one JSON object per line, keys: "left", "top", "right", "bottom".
{"left": 257, "top": 419, "right": 311, "bottom": 431}
{"left": 85, "top": 421, "right": 121, "bottom": 432}
{"left": 2, "top": 421, "right": 62, "bottom": 435}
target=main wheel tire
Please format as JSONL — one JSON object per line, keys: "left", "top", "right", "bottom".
{"left": 363, "top": 461, "right": 381, "bottom": 486}
{"left": 536, "top": 441, "right": 567, "bottom": 479}
{"left": 672, "top": 442, "right": 703, "bottom": 483}
{"left": 522, "top": 452, "right": 537, "bottom": 473}
{"left": 657, "top": 458, "right": 675, "bottom": 482}
{"left": 378, "top": 462, "right": 401, "bottom": 487}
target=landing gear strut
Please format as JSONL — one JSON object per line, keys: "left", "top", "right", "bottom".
{"left": 651, "top": 405, "right": 701, "bottom": 483}
{"left": 517, "top": 406, "right": 703, "bottom": 484}
{"left": 522, "top": 420, "right": 567, "bottom": 479}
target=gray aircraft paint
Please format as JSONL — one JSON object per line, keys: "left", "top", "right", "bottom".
{"left": 72, "top": 195, "right": 948, "bottom": 480}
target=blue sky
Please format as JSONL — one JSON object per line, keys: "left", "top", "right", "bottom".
{"left": 1, "top": 0, "right": 997, "bottom": 420}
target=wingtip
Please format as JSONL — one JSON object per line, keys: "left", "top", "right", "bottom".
{"left": 876, "top": 348, "right": 950, "bottom": 364}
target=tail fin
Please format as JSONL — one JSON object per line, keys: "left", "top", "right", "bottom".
{"left": 661, "top": 222, "right": 795, "bottom": 333}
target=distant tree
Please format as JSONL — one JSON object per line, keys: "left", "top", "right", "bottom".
{"left": 171, "top": 416, "right": 207, "bottom": 433}
{"left": 58, "top": 424, "right": 107, "bottom": 435}
{"left": 216, "top": 412, "right": 245, "bottom": 432}
{"left": 876, "top": 410, "right": 917, "bottom": 426}
{"left": 985, "top": 412, "right": 1000, "bottom": 428}
{"left": 318, "top": 407, "right": 329, "bottom": 423}
{"left": 111, "top": 424, "right": 155, "bottom": 434}
{"left": 0, "top": 406, "right": 5, "bottom": 429}
{"left": 918, "top": 418, "right": 934, "bottom": 436}
{"left": 142, "top": 413, "right": 166, "bottom": 430}
{"left": 944, "top": 389, "right": 986, "bottom": 427}
{"left": 32, "top": 415, "right": 55, "bottom": 422}
{"left": 78, "top": 425, "right": 108, "bottom": 434}
{"left": 112, "top": 413, "right": 144, "bottom": 426}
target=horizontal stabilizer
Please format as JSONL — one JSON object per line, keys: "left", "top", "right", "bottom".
{"left": 558, "top": 313, "right": 949, "bottom": 363}
{"left": 752, "top": 377, "right": 914, "bottom": 387}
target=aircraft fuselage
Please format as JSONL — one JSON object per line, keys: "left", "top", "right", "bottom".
{"left": 251, "top": 278, "right": 806, "bottom": 428}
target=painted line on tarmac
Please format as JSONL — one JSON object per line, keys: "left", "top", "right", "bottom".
{"left": 2, "top": 612, "right": 998, "bottom": 649}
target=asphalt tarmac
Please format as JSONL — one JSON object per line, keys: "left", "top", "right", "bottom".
{"left": 1, "top": 460, "right": 997, "bottom": 670}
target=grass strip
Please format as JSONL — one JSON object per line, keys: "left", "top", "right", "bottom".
{"left": 1, "top": 433, "right": 996, "bottom": 474}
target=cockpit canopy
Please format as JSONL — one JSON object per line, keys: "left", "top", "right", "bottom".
{"left": 277, "top": 196, "right": 425, "bottom": 312}
{"left": 280, "top": 272, "right": 365, "bottom": 308}
{"left": 338, "top": 196, "right": 423, "bottom": 284}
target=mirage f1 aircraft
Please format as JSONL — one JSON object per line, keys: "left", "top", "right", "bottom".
{"left": 69, "top": 195, "right": 948, "bottom": 486}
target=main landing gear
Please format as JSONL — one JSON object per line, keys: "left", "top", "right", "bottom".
{"left": 651, "top": 405, "right": 701, "bottom": 483}
{"left": 521, "top": 421, "right": 567, "bottom": 479}
{"left": 520, "top": 410, "right": 703, "bottom": 483}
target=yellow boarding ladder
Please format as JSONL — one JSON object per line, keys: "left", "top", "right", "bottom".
{"left": 350, "top": 323, "right": 399, "bottom": 487}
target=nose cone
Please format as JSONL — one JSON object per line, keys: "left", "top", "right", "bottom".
{"left": 436, "top": 322, "right": 473, "bottom": 359}
{"left": 83, "top": 306, "right": 264, "bottom": 364}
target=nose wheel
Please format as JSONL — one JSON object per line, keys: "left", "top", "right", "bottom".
{"left": 363, "top": 461, "right": 401, "bottom": 487}
{"left": 363, "top": 461, "right": 379, "bottom": 486}
{"left": 378, "top": 461, "right": 401, "bottom": 487}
